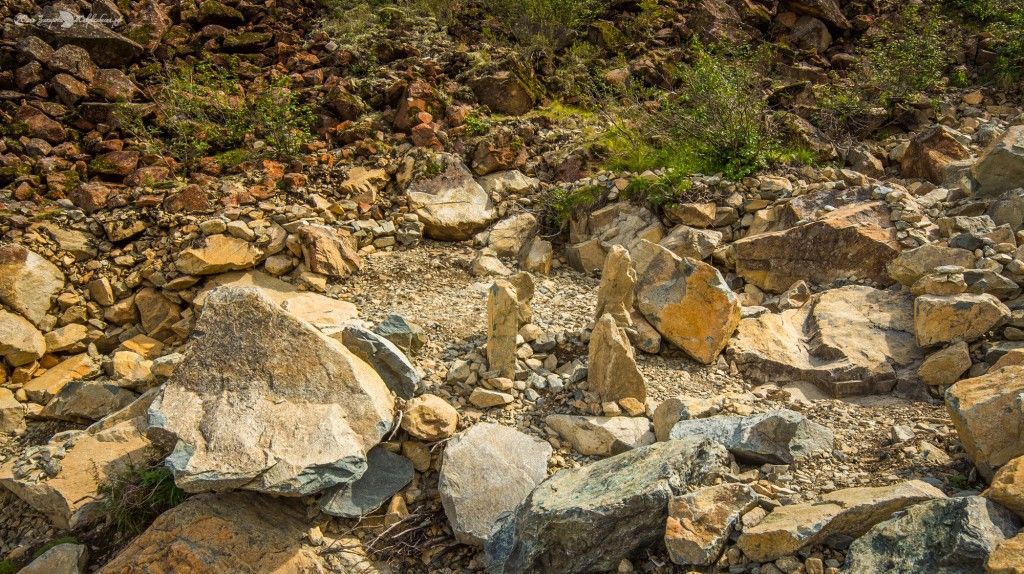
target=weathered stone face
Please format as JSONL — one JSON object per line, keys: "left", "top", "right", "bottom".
{"left": 587, "top": 314, "right": 646, "bottom": 403}
{"left": 439, "top": 422, "right": 551, "bottom": 545}
{"left": 729, "top": 286, "right": 923, "bottom": 397}
{"left": 545, "top": 414, "right": 654, "bottom": 457}
{"left": 668, "top": 409, "right": 833, "bottom": 464}
{"left": 633, "top": 240, "right": 740, "bottom": 364}
{"left": 946, "top": 366, "right": 1024, "bottom": 480}
{"left": 486, "top": 438, "right": 730, "bottom": 574}
{"left": 973, "top": 125, "right": 1024, "bottom": 196}
{"left": 0, "top": 244, "right": 65, "bottom": 327}
{"left": 0, "top": 309, "right": 46, "bottom": 367}
{"left": 986, "top": 455, "right": 1024, "bottom": 519}
{"left": 487, "top": 281, "right": 519, "bottom": 379}
{"left": 405, "top": 153, "right": 496, "bottom": 240}
{"left": 174, "top": 234, "right": 264, "bottom": 275}
{"left": 914, "top": 293, "right": 1011, "bottom": 347}
{"left": 732, "top": 202, "right": 899, "bottom": 293}
{"left": 149, "top": 287, "right": 395, "bottom": 496}
{"left": 666, "top": 484, "right": 759, "bottom": 566}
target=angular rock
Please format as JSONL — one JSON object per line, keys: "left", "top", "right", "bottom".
{"left": 401, "top": 394, "right": 458, "bottom": 441}
{"left": 149, "top": 287, "right": 394, "bottom": 495}
{"left": 587, "top": 314, "right": 646, "bottom": 403}
{"left": 486, "top": 437, "right": 730, "bottom": 574}
{"left": 45, "top": 323, "right": 89, "bottom": 353}
{"left": 0, "top": 393, "right": 160, "bottom": 529}
{"left": 0, "top": 388, "right": 26, "bottom": 435}
{"left": 35, "top": 6, "right": 144, "bottom": 66}
{"left": 653, "top": 396, "right": 716, "bottom": 441}
{"left": 733, "top": 202, "right": 899, "bottom": 293}
{"left": 546, "top": 414, "right": 654, "bottom": 457}
{"left": 669, "top": 409, "right": 833, "bottom": 464}
{"left": 318, "top": 447, "right": 414, "bottom": 518}
{"left": 375, "top": 314, "right": 426, "bottom": 355}
{"left": 737, "top": 480, "right": 945, "bottom": 562}
{"left": 988, "top": 533, "right": 1024, "bottom": 574}
{"left": 888, "top": 244, "right": 978, "bottom": 286}
{"left": 23, "top": 353, "right": 99, "bottom": 404}
{"left": 666, "top": 484, "right": 759, "bottom": 566}
{"left": 39, "top": 381, "right": 137, "bottom": 423}
{"left": 487, "top": 281, "right": 519, "bottom": 378}
{"left": 946, "top": 366, "right": 1024, "bottom": 480}
{"left": 520, "top": 237, "right": 553, "bottom": 275}
{"left": 469, "top": 388, "right": 513, "bottom": 408}
{"left": 594, "top": 245, "right": 635, "bottom": 327}
{"left": 20, "top": 543, "right": 87, "bottom": 574}
{"left": 297, "top": 224, "right": 362, "bottom": 278}
{"left": 567, "top": 203, "right": 664, "bottom": 272}
{"left": 0, "top": 309, "right": 46, "bottom": 367}
{"left": 0, "top": 244, "right": 65, "bottom": 327}
{"left": 986, "top": 455, "right": 1024, "bottom": 519}
{"left": 174, "top": 234, "right": 263, "bottom": 275}
{"left": 974, "top": 125, "right": 1024, "bottom": 196}
{"left": 918, "top": 342, "right": 972, "bottom": 386}
{"left": 96, "top": 492, "right": 325, "bottom": 573}
{"left": 406, "top": 153, "right": 496, "bottom": 240}
{"left": 469, "top": 72, "right": 535, "bottom": 115}
{"left": 488, "top": 213, "right": 538, "bottom": 258}
{"left": 915, "top": 293, "right": 1010, "bottom": 347}
{"left": 901, "top": 125, "right": 972, "bottom": 184}
{"left": 134, "top": 287, "right": 181, "bottom": 341}
{"left": 440, "top": 423, "right": 551, "bottom": 545}
{"left": 633, "top": 240, "right": 741, "bottom": 364}
{"left": 339, "top": 326, "right": 419, "bottom": 399}
{"left": 730, "top": 286, "right": 923, "bottom": 397}
{"left": 660, "top": 224, "right": 723, "bottom": 260}
{"left": 843, "top": 496, "right": 1021, "bottom": 574}
{"left": 665, "top": 202, "right": 717, "bottom": 228}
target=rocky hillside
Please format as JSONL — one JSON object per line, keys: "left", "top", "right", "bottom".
{"left": 2, "top": 0, "right": 1024, "bottom": 572}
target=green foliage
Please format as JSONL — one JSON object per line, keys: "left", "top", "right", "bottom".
{"left": 117, "top": 61, "right": 312, "bottom": 171}
{"left": 0, "top": 560, "right": 15, "bottom": 574}
{"left": 99, "top": 464, "right": 187, "bottom": 541}
{"left": 464, "top": 113, "right": 490, "bottom": 135}
{"left": 545, "top": 184, "right": 603, "bottom": 231}
{"left": 943, "top": 0, "right": 1024, "bottom": 89}
{"left": 622, "top": 170, "right": 693, "bottom": 209}
{"left": 603, "top": 43, "right": 779, "bottom": 180}
{"left": 811, "top": 78, "right": 877, "bottom": 141}
{"left": 482, "top": 0, "right": 608, "bottom": 56}
{"left": 860, "top": 5, "right": 953, "bottom": 104}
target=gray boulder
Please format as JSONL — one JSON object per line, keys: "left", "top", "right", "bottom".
{"left": 973, "top": 125, "right": 1024, "bottom": 196}
{"left": 149, "top": 287, "right": 395, "bottom": 495}
{"left": 669, "top": 409, "right": 833, "bottom": 464}
{"left": 440, "top": 423, "right": 551, "bottom": 546}
{"left": 485, "top": 437, "right": 730, "bottom": 574}
{"left": 338, "top": 325, "right": 420, "bottom": 399}
{"left": 842, "top": 496, "right": 1021, "bottom": 573}
{"left": 374, "top": 314, "right": 426, "bottom": 355}
{"left": 318, "top": 447, "right": 414, "bottom": 518}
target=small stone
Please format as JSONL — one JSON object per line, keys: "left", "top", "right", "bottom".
{"left": 402, "top": 394, "right": 458, "bottom": 441}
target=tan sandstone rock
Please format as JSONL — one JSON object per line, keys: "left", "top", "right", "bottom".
{"left": 594, "top": 245, "right": 636, "bottom": 327}
{"left": 401, "top": 394, "right": 458, "bottom": 441}
{"left": 0, "top": 243, "right": 65, "bottom": 327}
{"left": 406, "top": 153, "right": 496, "bottom": 240}
{"left": 588, "top": 314, "right": 646, "bottom": 403}
{"left": 918, "top": 342, "right": 972, "bottom": 386}
{"left": 174, "top": 234, "right": 264, "bottom": 275}
{"left": 986, "top": 455, "right": 1024, "bottom": 519}
{"left": 915, "top": 293, "right": 1010, "bottom": 347}
{"left": 946, "top": 366, "right": 1024, "bottom": 480}
{"left": 297, "top": 224, "right": 362, "bottom": 278}
{"left": 22, "top": 353, "right": 99, "bottom": 404}
{"left": 545, "top": 414, "right": 654, "bottom": 457}
{"left": 487, "top": 281, "right": 519, "bottom": 379}
{"left": 987, "top": 533, "right": 1024, "bottom": 574}
{"left": 666, "top": 484, "right": 759, "bottom": 566}
{"left": 633, "top": 240, "right": 741, "bottom": 364}
{"left": 0, "top": 309, "right": 46, "bottom": 366}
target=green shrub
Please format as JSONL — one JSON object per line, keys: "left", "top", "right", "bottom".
{"left": 0, "top": 560, "right": 15, "bottom": 574}
{"left": 603, "top": 43, "right": 779, "bottom": 180}
{"left": 860, "top": 5, "right": 953, "bottom": 104}
{"left": 99, "top": 464, "right": 187, "bottom": 541}
{"left": 622, "top": 170, "right": 693, "bottom": 209}
{"left": 117, "top": 61, "right": 312, "bottom": 171}
{"left": 545, "top": 184, "right": 603, "bottom": 232}
{"left": 482, "top": 0, "right": 607, "bottom": 56}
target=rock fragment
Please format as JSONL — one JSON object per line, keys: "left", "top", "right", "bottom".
{"left": 545, "top": 414, "right": 654, "bottom": 456}
{"left": 668, "top": 409, "right": 833, "bottom": 464}
{"left": 587, "top": 314, "right": 646, "bottom": 403}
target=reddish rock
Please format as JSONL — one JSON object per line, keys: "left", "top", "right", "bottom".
{"left": 901, "top": 126, "right": 971, "bottom": 184}
{"left": 163, "top": 185, "right": 213, "bottom": 213}
{"left": 90, "top": 68, "right": 138, "bottom": 101}
{"left": 90, "top": 151, "right": 139, "bottom": 177}
{"left": 297, "top": 224, "right": 363, "bottom": 278}
{"left": 69, "top": 183, "right": 113, "bottom": 213}
{"left": 395, "top": 79, "right": 440, "bottom": 131}
{"left": 49, "top": 44, "right": 98, "bottom": 83}
{"left": 125, "top": 166, "right": 170, "bottom": 187}
{"left": 51, "top": 73, "right": 89, "bottom": 106}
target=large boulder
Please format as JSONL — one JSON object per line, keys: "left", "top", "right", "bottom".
{"left": 440, "top": 423, "right": 551, "bottom": 545}
{"left": 0, "top": 309, "right": 46, "bottom": 366}
{"left": 914, "top": 293, "right": 1010, "bottom": 347}
{"left": 22, "top": 353, "right": 99, "bottom": 404}
{"left": 946, "top": 366, "right": 1024, "bottom": 480}
{"left": 486, "top": 437, "right": 730, "bottom": 574}
{"left": 97, "top": 492, "right": 327, "bottom": 573}
{"left": 566, "top": 203, "right": 665, "bottom": 273}
{"left": 659, "top": 224, "right": 723, "bottom": 261}
{"left": 175, "top": 234, "right": 264, "bottom": 275}
{"left": 633, "top": 240, "right": 741, "bottom": 364}
{"left": 842, "top": 496, "right": 1021, "bottom": 573}
{"left": 986, "top": 455, "right": 1024, "bottom": 519}
{"left": 901, "top": 125, "right": 972, "bottom": 184}
{"left": 34, "top": 6, "right": 144, "bottom": 66}
{"left": 668, "top": 409, "right": 833, "bottom": 464}
{"left": 488, "top": 213, "right": 538, "bottom": 257}
{"left": 587, "top": 314, "right": 646, "bottom": 403}
{"left": 733, "top": 202, "right": 899, "bottom": 293}
{"left": 988, "top": 533, "right": 1024, "bottom": 573}
{"left": 973, "top": 125, "right": 1024, "bottom": 196}
{"left": 20, "top": 543, "right": 87, "bottom": 574}
{"left": 149, "top": 287, "right": 395, "bottom": 495}
{"left": 0, "top": 393, "right": 160, "bottom": 529}
{"left": 737, "top": 480, "right": 945, "bottom": 562}
{"left": 729, "top": 286, "right": 922, "bottom": 397}
{"left": 406, "top": 153, "right": 496, "bottom": 240}
{"left": 0, "top": 244, "right": 65, "bottom": 327}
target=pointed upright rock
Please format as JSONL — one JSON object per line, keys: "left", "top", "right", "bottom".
{"left": 595, "top": 245, "right": 636, "bottom": 327}
{"left": 588, "top": 314, "right": 646, "bottom": 403}
{"left": 487, "top": 281, "right": 519, "bottom": 378}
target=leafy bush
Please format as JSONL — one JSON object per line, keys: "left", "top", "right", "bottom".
{"left": 622, "top": 170, "right": 693, "bottom": 209}
{"left": 545, "top": 184, "right": 603, "bottom": 232}
{"left": 603, "top": 43, "right": 780, "bottom": 180}
{"left": 483, "top": 0, "right": 608, "bottom": 56}
{"left": 0, "top": 560, "right": 15, "bottom": 574}
{"left": 860, "top": 5, "right": 953, "bottom": 104}
{"left": 99, "top": 464, "right": 187, "bottom": 541}
{"left": 117, "top": 61, "right": 313, "bottom": 171}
